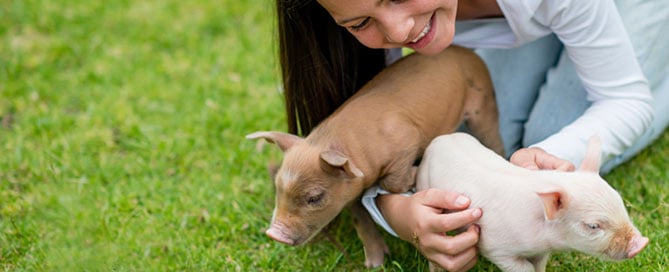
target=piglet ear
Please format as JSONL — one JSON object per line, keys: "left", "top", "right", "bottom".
{"left": 246, "top": 131, "right": 303, "bottom": 152}
{"left": 578, "top": 135, "right": 602, "bottom": 173}
{"left": 320, "top": 150, "right": 364, "bottom": 179}
{"left": 537, "top": 189, "right": 569, "bottom": 221}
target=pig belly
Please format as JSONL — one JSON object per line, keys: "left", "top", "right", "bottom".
{"left": 475, "top": 199, "right": 549, "bottom": 259}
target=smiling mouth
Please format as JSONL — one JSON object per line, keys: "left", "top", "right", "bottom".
{"left": 411, "top": 19, "right": 432, "bottom": 43}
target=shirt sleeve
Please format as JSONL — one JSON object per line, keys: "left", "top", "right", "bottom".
{"left": 505, "top": 0, "right": 654, "bottom": 166}
{"left": 361, "top": 185, "right": 416, "bottom": 237}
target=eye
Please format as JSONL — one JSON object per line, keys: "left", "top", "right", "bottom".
{"left": 349, "top": 17, "right": 371, "bottom": 31}
{"left": 586, "top": 223, "right": 600, "bottom": 230}
{"left": 306, "top": 191, "right": 325, "bottom": 207}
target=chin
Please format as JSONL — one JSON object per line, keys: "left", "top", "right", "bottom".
{"left": 416, "top": 40, "right": 452, "bottom": 55}
{"left": 415, "top": 45, "right": 447, "bottom": 55}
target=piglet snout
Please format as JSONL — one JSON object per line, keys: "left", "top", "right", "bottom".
{"left": 627, "top": 235, "right": 649, "bottom": 258}
{"left": 266, "top": 224, "right": 297, "bottom": 246}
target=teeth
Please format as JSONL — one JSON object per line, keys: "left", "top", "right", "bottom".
{"left": 412, "top": 22, "right": 431, "bottom": 43}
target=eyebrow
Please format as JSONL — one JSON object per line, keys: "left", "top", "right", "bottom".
{"left": 335, "top": 0, "right": 384, "bottom": 25}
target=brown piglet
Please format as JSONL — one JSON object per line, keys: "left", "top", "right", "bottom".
{"left": 247, "top": 46, "right": 504, "bottom": 268}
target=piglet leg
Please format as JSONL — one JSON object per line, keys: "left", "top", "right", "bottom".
{"left": 489, "top": 255, "right": 536, "bottom": 272}
{"left": 378, "top": 156, "right": 418, "bottom": 193}
{"left": 461, "top": 73, "right": 505, "bottom": 156}
{"left": 530, "top": 253, "right": 550, "bottom": 272}
{"left": 349, "top": 201, "right": 390, "bottom": 268}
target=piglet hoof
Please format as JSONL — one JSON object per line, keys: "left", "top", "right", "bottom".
{"left": 364, "top": 240, "right": 390, "bottom": 268}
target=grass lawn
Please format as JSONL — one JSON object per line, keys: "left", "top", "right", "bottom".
{"left": 1, "top": 1, "right": 667, "bottom": 271}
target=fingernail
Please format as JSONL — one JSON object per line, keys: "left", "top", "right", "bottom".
{"left": 472, "top": 208, "right": 482, "bottom": 218}
{"left": 456, "top": 196, "right": 469, "bottom": 206}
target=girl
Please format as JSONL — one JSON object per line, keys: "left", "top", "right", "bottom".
{"left": 275, "top": 0, "right": 668, "bottom": 270}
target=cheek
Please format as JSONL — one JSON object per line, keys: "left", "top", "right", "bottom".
{"left": 426, "top": 9, "right": 457, "bottom": 54}
{"left": 350, "top": 30, "right": 388, "bottom": 49}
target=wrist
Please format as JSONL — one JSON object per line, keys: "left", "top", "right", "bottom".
{"left": 376, "top": 194, "right": 412, "bottom": 240}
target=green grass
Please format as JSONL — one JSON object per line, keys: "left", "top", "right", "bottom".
{"left": 1, "top": 1, "right": 667, "bottom": 271}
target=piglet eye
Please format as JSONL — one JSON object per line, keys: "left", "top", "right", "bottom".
{"left": 306, "top": 191, "right": 325, "bottom": 206}
{"left": 586, "top": 223, "right": 600, "bottom": 230}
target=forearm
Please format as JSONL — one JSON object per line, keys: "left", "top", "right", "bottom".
{"left": 534, "top": 99, "right": 653, "bottom": 167}
{"left": 534, "top": 0, "right": 654, "bottom": 166}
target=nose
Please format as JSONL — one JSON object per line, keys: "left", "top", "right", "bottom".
{"left": 266, "top": 225, "right": 297, "bottom": 246}
{"left": 627, "top": 235, "right": 649, "bottom": 258}
{"left": 378, "top": 14, "right": 414, "bottom": 44}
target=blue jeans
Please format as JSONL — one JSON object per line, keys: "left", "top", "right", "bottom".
{"left": 476, "top": 0, "right": 669, "bottom": 174}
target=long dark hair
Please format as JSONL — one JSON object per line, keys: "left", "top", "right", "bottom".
{"left": 276, "top": 0, "right": 387, "bottom": 135}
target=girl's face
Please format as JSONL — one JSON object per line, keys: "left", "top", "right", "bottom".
{"left": 317, "top": 0, "right": 458, "bottom": 55}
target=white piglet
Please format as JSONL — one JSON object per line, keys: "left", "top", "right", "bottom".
{"left": 416, "top": 133, "right": 649, "bottom": 272}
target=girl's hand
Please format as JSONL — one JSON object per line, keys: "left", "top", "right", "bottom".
{"left": 510, "top": 147, "right": 575, "bottom": 171}
{"left": 377, "top": 189, "right": 482, "bottom": 272}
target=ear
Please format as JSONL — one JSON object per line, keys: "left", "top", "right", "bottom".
{"left": 246, "top": 131, "right": 302, "bottom": 152}
{"left": 578, "top": 135, "right": 602, "bottom": 173}
{"left": 537, "top": 189, "right": 569, "bottom": 221}
{"left": 320, "top": 150, "right": 364, "bottom": 179}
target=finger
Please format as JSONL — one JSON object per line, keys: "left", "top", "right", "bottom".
{"left": 512, "top": 148, "right": 575, "bottom": 172}
{"left": 537, "top": 153, "right": 575, "bottom": 172}
{"left": 423, "top": 224, "right": 480, "bottom": 255}
{"left": 418, "top": 188, "right": 472, "bottom": 210}
{"left": 428, "top": 208, "right": 482, "bottom": 234}
{"left": 554, "top": 161, "right": 575, "bottom": 172}
{"left": 458, "top": 253, "right": 479, "bottom": 272}
{"left": 429, "top": 245, "right": 478, "bottom": 272}
{"left": 509, "top": 150, "right": 539, "bottom": 170}
{"left": 518, "top": 162, "right": 540, "bottom": 170}
{"left": 550, "top": 158, "right": 575, "bottom": 172}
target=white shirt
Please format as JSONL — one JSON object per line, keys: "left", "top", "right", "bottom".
{"left": 454, "top": 0, "right": 653, "bottom": 166}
